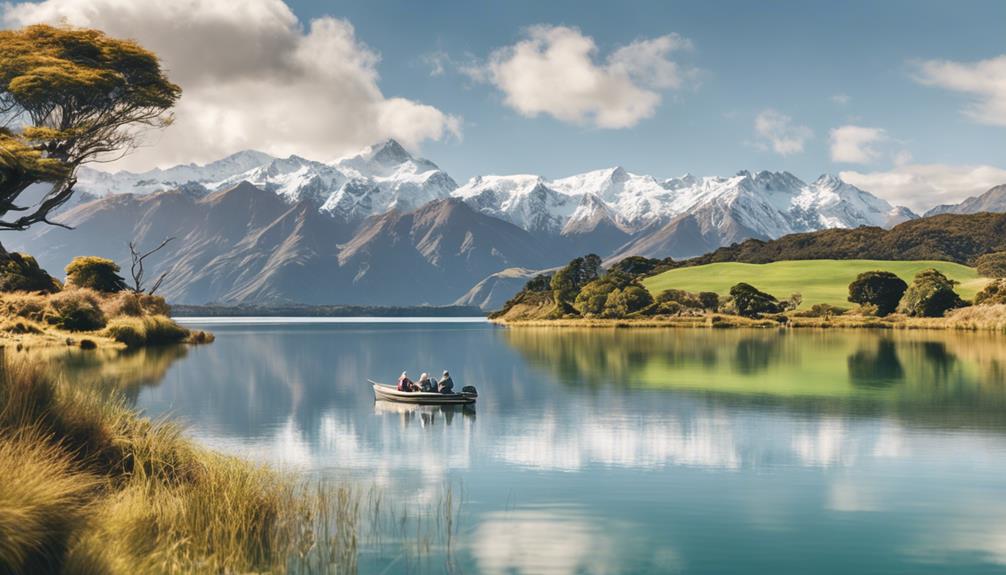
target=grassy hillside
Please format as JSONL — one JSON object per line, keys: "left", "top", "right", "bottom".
{"left": 642, "top": 259, "right": 987, "bottom": 308}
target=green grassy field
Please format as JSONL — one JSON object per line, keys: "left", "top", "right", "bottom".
{"left": 642, "top": 259, "right": 987, "bottom": 309}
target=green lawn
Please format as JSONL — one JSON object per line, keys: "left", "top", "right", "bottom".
{"left": 642, "top": 259, "right": 987, "bottom": 309}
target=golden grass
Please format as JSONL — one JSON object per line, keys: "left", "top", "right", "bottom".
{"left": 0, "top": 357, "right": 310, "bottom": 573}
{"left": 0, "top": 355, "right": 460, "bottom": 573}
{"left": 0, "top": 290, "right": 207, "bottom": 350}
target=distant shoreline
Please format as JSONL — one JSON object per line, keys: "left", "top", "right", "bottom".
{"left": 492, "top": 307, "right": 1006, "bottom": 332}
{"left": 170, "top": 304, "right": 486, "bottom": 318}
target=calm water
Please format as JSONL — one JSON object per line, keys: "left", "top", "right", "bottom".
{"left": 50, "top": 321, "right": 1006, "bottom": 574}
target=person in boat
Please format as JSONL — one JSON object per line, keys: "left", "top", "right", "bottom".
{"left": 417, "top": 372, "right": 434, "bottom": 392}
{"left": 397, "top": 371, "right": 415, "bottom": 392}
{"left": 437, "top": 370, "right": 454, "bottom": 394}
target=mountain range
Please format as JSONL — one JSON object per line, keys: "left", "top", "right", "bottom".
{"left": 9, "top": 138, "right": 996, "bottom": 309}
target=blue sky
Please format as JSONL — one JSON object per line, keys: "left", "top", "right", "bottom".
{"left": 5, "top": 0, "right": 1005, "bottom": 211}
{"left": 308, "top": 0, "right": 1004, "bottom": 184}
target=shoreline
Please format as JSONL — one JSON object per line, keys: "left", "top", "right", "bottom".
{"left": 491, "top": 307, "right": 1006, "bottom": 332}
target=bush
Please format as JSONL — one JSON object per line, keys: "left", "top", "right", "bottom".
{"left": 0, "top": 292, "right": 49, "bottom": 322}
{"left": 698, "top": 292, "right": 720, "bottom": 311}
{"left": 729, "top": 283, "right": 783, "bottom": 318}
{"left": 573, "top": 272, "right": 634, "bottom": 316}
{"left": 848, "top": 271, "right": 908, "bottom": 317}
{"left": 64, "top": 256, "right": 128, "bottom": 293}
{"left": 792, "top": 303, "right": 848, "bottom": 318}
{"left": 104, "top": 315, "right": 189, "bottom": 348}
{"left": 655, "top": 288, "right": 703, "bottom": 308}
{"left": 974, "top": 279, "right": 1006, "bottom": 305}
{"left": 100, "top": 291, "right": 171, "bottom": 318}
{"left": 0, "top": 252, "right": 61, "bottom": 293}
{"left": 46, "top": 289, "right": 106, "bottom": 331}
{"left": 976, "top": 251, "right": 1006, "bottom": 278}
{"left": 898, "top": 268, "right": 965, "bottom": 317}
{"left": 603, "top": 284, "right": 654, "bottom": 317}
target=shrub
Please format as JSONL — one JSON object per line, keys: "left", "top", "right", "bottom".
{"left": 64, "top": 256, "right": 128, "bottom": 293}
{"left": 603, "top": 284, "right": 654, "bottom": 317}
{"left": 698, "top": 292, "right": 720, "bottom": 311}
{"left": 976, "top": 251, "right": 1006, "bottom": 278}
{"left": 655, "top": 288, "right": 703, "bottom": 309}
{"left": 898, "top": 268, "right": 965, "bottom": 317}
{"left": 46, "top": 289, "right": 106, "bottom": 331}
{"left": 100, "top": 291, "right": 171, "bottom": 318}
{"left": 0, "top": 292, "right": 49, "bottom": 322}
{"left": 848, "top": 271, "right": 909, "bottom": 317}
{"left": 729, "top": 283, "right": 783, "bottom": 318}
{"left": 792, "top": 303, "right": 848, "bottom": 318}
{"left": 0, "top": 253, "right": 61, "bottom": 293}
{"left": 104, "top": 315, "right": 189, "bottom": 348}
{"left": 781, "top": 293, "right": 803, "bottom": 311}
{"left": 974, "top": 278, "right": 1006, "bottom": 305}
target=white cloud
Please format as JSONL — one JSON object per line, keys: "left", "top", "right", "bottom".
{"left": 913, "top": 54, "right": 1006, "bottom": 126}
{"left": 472, "top": 25, "right": 697, "bottom": 129}
{"left": 829, "top": 125, "right": 886, "bottom": 163}
{"left": 831, "top": 93, "right": 850, "bottom": 106}
{"left": 753, "top": 109, "right": 812, "bottom": 156}
{"left": 3, "top": 0, "right": 460, "bottom": 170}
{"left": 840, "top": 163, "right": 1006, "bottom": 213}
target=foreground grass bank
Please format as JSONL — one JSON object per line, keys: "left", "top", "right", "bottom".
{"left": 642, "top": 259, "right": 987, "bottom": 308}
{"left": 0, "top": 289, "right": 211, "bottom": 350}
{"left": 0, "top": 357, "right": 314, "bottom": 573}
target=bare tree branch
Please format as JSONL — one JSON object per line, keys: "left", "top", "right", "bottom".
{"left": 129, "top": 236, "right": 174, "bottom": 293}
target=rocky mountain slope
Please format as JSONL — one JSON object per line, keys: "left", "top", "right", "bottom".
{"left": 925, "top": 184, "right": 1006, "bottom": 217}
{"left": 10, "top": 140, "right": 928, "bottom": 307}
{"left": 11, "top": 185, "right": 547, "bottom": 306}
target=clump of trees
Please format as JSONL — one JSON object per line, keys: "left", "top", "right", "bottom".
{"left": 847, "top": 271, "right": 908, "bottom": 316}
{"left": 974, "top": 279, "right": 1006, "bottom": 305}
{"left": 65, "top": 256, "right": 128, "bottom": 293}
{"left": 550, "top": 254, "right": 603, "bottom": 315}
{"left": 898, "top": 269, "right": 965, "bottom": 317}
{"left": 976, "top": 251, "right": 1006, "bottom": 278}
{"left": 727, "top": 283, "right": 785, "bottom": 318}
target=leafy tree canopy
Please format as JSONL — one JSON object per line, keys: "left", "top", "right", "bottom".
{"left": 897, "top": 268, "right": 964, "bottom": 318}
{"left": 974, "top": 278, "right": 1006, "bottom": 306}
{"left": 0, "top": 24, "right": 180, "bottom": 230}
{"left": 729, "top": 282, "right": 783, "bottom": 318}
{"left": 976, "top": 251, "right": 1006, "bottom": 279}
{"left": 847, "top": 271, "right": 908, "bottom": 317}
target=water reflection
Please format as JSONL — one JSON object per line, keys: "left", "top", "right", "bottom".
{"left": 847, "top": 339, "right": 904, "bottom": 388}
{"left": 33, "top": 323, "right": 1006, "bottom": 574}
{"left": 373, "top": 401, "right": 476, "bottom": 428}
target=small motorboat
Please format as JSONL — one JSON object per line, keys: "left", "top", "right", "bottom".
{"left": 370, "top": 380, "right": 477, "bottom": 405}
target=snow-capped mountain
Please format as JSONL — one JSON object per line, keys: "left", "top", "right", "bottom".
{"left": 74, "top": 139, "right": 458, "bottom": 223}
{"left": 453, "top": 168, "right": 916, "bottom": 242}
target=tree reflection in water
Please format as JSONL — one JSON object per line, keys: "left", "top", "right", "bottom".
{"left": 847, "top": 339, "right": 905, "bottom": 388}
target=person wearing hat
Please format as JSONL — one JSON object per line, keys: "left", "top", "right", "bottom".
{"left": 417, "top": 372, "right": 434, "bottom": 392}
{"left": 437, "top": 370, "right": 454, "bottom": 394}
{"left": 397, "top": 371, "right": 415, "bottom": 392}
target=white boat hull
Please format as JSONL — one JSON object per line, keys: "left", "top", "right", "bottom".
{"left": 370, "top": 381, "right": 476, "bottom": 405}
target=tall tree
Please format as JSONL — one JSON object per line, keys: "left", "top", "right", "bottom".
{"left": 0, "top": 24, "right": 180, "bottom": 237}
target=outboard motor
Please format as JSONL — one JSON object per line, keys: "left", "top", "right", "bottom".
{"left": 461, "top": 385, "right": 478, "bottom": 397}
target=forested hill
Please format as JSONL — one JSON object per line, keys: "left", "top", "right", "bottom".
{"left": 680, "top": 212, "right": 1006, "bottom": 267}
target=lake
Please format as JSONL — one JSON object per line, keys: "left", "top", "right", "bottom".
{"left": 46, "top": 320, "right": 1006, "bottom": 574}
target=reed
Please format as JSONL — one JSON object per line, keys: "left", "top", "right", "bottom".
{"left": 0, "top": 356, "right": 466, "bottom": 574}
